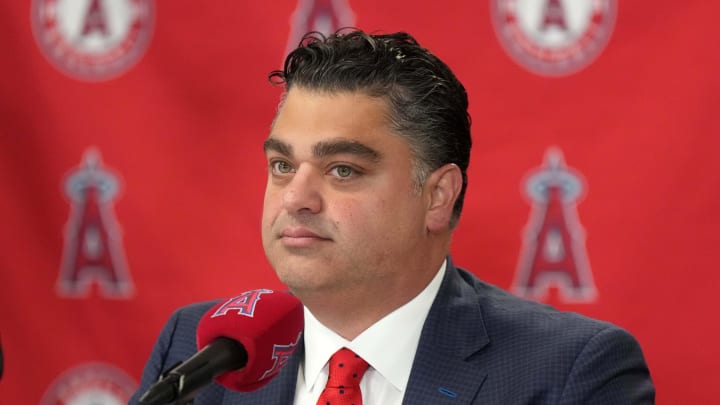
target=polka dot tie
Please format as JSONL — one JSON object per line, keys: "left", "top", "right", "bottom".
{"left": 317, "top": 347, "right": 370, "bottom": 405}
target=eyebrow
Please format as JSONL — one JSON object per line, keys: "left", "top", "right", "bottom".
{"left": 263, "top": 138, "right": 292, "bottom": 156}
{"left": 264, "top": 138, "right": 382, "bottom": 162}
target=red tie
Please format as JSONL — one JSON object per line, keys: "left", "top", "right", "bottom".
{"left": 317, "top": 348, "right": 370, "bottom": 405}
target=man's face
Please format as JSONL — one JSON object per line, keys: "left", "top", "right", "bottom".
{"left": 261, "top": 87, "right": 431, "bottom": 297}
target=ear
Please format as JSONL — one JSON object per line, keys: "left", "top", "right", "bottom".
{"left": 425, "top": 163, "right": 463, "bottom": 233}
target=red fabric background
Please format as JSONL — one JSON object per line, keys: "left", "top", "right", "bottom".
{"left": 1, "top": 0, "right": 718, "bottom": 403}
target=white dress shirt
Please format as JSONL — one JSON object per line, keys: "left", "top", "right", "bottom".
{"left": 293, "top": 260, "right": 447, "bottom": 405}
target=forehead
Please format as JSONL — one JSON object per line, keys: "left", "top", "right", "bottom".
{"left": 269, "top": 87, "right": 397, "bottom": 149}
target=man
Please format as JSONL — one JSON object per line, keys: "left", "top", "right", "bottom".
{"left": 131, "top": 29, "right": 655, "bottom": 404}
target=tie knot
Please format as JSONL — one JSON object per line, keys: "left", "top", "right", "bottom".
{"left": 326, "top": 348, "right": 369, "bottom": 389}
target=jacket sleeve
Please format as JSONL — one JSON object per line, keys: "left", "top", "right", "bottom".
{"left": 559, "top": 325, "right": 655, "bottom": 404}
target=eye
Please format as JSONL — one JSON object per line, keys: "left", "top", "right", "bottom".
{"left": 329, "top": 165, "right": 355, "bottom": 178}
{"left": 271, "top": 160, "right": 294, "bottom": 174}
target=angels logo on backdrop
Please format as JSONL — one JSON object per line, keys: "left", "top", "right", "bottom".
{"left": 40, "top": 363, "right": 137, "bottom": 405}
{"left": 31, "top": 0, "right": 154, "bottom": 81}
{"left": 512, "top": 147, "right": 597, "bottom": 303}
{"left": 491, "top": 0, "right": 617, "bottom": 76}
{"left": 58, "top": 148, "right": 134, "bottom": 299}
{"left": 284, "top": 0, "right": 355, "bottom": 58}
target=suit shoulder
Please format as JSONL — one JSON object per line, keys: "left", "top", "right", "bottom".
{"left": 456, "top": 267, "right": 625, "bottom": 343}
{"left": 447, "top": 266, "right": 654, "bottom": 402}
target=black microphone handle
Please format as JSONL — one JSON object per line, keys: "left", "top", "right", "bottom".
{"left": 139, "top": 337, "right": 248, "bottom": 405}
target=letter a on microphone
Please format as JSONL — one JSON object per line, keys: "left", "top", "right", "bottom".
{"left": 212, "top": 289, "right": 274, "bottom": 318}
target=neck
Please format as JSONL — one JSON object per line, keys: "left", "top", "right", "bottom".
{"left": 298, "top": 251, "right": 448, "bottom": 340}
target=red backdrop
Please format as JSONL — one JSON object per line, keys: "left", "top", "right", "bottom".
{"left": 1, "top": 0, "right": 718, "bottom": 403}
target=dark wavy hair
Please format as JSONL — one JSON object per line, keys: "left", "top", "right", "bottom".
{"left": 269, "top": 28, "right": 471, "bottom": 228}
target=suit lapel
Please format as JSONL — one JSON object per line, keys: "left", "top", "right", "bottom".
{"left": 403, "top": 259, "right": 489, "bottom": 404}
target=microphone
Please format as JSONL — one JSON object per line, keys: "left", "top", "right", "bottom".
{"left": 139, "top": 289, "right": 304, "bottom": 405}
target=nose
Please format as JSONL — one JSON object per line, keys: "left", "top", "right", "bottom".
{"left": 281, "top": 165, "right": 323, "bottom": 214}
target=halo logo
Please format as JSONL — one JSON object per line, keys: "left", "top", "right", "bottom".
{"left": 40, "top": 363, "right": 137, "bottom": 405}
{"left": 512, "top": 147, "right": 597, "bottom": 302}
{"left": 31, "top": 0, "right": 154, "bottom": 81}
{"left": 491, "top": 0, "right": 617, "bottom": 76}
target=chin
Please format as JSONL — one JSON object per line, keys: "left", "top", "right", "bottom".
{"left": 276, "top": 266, "right": 337, "bottom": 292}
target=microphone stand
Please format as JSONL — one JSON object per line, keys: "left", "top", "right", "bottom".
{"left": 138, "top": 338, "right": 247, "bottom": 405}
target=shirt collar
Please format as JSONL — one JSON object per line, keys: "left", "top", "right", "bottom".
{"left": 302, "top": 259, "right": 447, "bottom": 392}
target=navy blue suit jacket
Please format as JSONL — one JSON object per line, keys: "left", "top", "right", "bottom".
{"left": 130, "top": 259, "right": 655, "bottom": 404}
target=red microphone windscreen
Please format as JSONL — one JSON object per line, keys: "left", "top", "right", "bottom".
{"left": 196, "top": 289, "right": 303, "bottom": 392}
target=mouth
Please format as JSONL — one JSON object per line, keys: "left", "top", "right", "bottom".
{"left": 279, "top": 227, "right": 332, "bottom": 247}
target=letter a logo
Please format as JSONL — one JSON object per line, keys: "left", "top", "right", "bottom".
{"left": 512, "top": 147, "right": 597, "bottom": 303}
{"left": 212, "top": 289, "right": 274, "bottom": 318}
{"left": 540, "top": 0, "right": 568, "bottom": 31}
{"left": 58, "top": 148, "right": 133, "bottom": 298}
{"left": 81, "top": 0, "right": 110, "bottom": 36}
